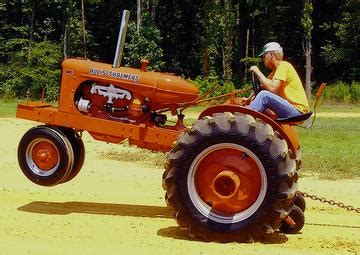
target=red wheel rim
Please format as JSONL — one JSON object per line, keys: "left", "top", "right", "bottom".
{"left": 191, "top": 144, "right": 264, "bottom": 216}
{"left": 31, "top": 141, "right": 59, "bottom": 171}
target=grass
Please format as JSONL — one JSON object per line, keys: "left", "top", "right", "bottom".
{"left": 0, "top": 98, "right": 18, "bottom": 117}
{"left": 316, "top": 103, "right": 360, "bottom": 113}
{"left": 99, "top": 144, "right": 166, "bottom": 168}
{"left": 297, "top": 117, "right": 360, "bottom": 180}
{"left": 1, "top": 98, "right": 359, "bottom": 179}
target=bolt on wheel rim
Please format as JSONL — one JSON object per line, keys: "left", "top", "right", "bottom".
{"left": 187, "top": 143, "right": 267, "bottom": 224}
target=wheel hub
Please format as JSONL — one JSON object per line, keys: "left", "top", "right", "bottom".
{"left": 192, "top": 145, "right": 264, "bottom": 216}
{"left": 32, "top": 142, "right": 58, "bottom": 171}
{"left": 211, "top": 170, "right": 240, "bottom": 198}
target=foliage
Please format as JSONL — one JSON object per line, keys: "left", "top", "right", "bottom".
{"left": 66, "top": 10, "right": 93, "bottom": 58}
{"left": 0, "top": 41, "right": 62, "bottom": 101}
{"left": 200, "top": 0, "right": 236, "bottom": 80}
{"left": 240, "top": 57, "right": 261, "bottom": 68}
{"left": 0, "top": 0, "right": 359, "bottom": 100}
{"left": 349, "top": 81, "right": 360, "bottom": 103}
{"left": 124, "top": 12, "right": 165, "bottom": 71}
{"left": 154, "top": 0, "right": 204, "bottom": 77}
{"left": 313, "top": 81, "right": 360, "bottom": 104}
{"left": 301, "top": 1, "right": 313, "bottom": 39}
{"left": 318, "top": 0, "right": 360, "bottom": 81}
{"left": 192, "top": 76, "right": 235, "bottom": 100}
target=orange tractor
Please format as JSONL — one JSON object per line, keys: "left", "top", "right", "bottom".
{"left": 16, "top": 11, "right": 322, "bottom": 241}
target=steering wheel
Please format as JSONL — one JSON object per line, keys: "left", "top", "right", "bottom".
{"left": 251, "top": 71, "right": 262, "bottom": 95}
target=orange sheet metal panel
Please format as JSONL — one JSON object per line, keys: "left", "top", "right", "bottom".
{"left": 59, "top": 58, "right": 199, "bottom": 114}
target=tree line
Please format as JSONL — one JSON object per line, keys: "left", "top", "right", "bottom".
{"left": 0, "top": 0, "right": 359, "bottom": 100}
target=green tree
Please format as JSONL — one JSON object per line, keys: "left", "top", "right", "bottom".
{"left": 124, "top": 12, "right": 164, "bottom": 70}
{"left": 201, "top": 0, "right": 223, "bottom": 78}
{"left": 1, "top": 0, "right": 359, "bottom": 100}
{"left": 319, "top": 0, "right": 359, "bottom": 81}
{"left": 301, "top": 0, "right": 313, "bottom": 99}
{"left": 0, "top": 1, "right": 29, "bottom": 64}
{"left": 1, "top": 41, "right": 62, "bottom": 100}
{"left": 155, "top": 0, "right": 204, "bottom": 76}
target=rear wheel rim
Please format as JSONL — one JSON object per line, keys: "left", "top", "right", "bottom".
{"left": 26, "top": 138, "right": 60, "bottom": 176}
{"left": 187, "top": 143, "right": 267, "bottom": 224}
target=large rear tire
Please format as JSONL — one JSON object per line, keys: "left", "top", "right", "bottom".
{"left": 163, "top": 112, "right": 297, "bottom": 241}
{"left": 18, "top": 125, "right": 74, "bottom": 186}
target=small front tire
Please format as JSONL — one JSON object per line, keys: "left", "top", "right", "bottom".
{"left": 59, "top": 127, "right": 85, "bottom": 183}
{"left": 293, "top": 191, "right": 306, "bottom": 212}
{"left": 280, "top": 205, "right": 305, "bottom": 234}
{"left": 18, "top": 126, "right": 74, "bottom": 186}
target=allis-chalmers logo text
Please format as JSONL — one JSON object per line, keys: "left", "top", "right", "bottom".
{"left": 89, "top": 68, "right": 140, "bottom": 83}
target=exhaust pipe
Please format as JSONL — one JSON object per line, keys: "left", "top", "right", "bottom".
{"left": 113, "top": 10, "right": 130, "bottom": 68}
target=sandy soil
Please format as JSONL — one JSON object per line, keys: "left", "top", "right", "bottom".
{"left": 0, "top": 118, "right": 359, "bottom": 255}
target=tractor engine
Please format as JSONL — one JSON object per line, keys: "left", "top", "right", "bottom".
{"left": 74, "top": 81, "right": 150, "bottom": 123}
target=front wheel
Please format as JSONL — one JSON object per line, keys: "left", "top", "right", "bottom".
{"left": 293, "top": 191, "right": 306, "bottom": 212}
{"left": 163, "top": 112, "right": 297, "bottom": 241}
{"left": 18, "top": 126, "right": 74, "bottom": 186}
{"left": 59, "top": 127, "right": 85, "bottom": 183}
{"left": 279, "top": 205, "right": 305, "bottom": 234}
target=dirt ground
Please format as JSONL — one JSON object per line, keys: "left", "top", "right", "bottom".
{"left": 0, "top": 118, "right": 359, "bottom": 255}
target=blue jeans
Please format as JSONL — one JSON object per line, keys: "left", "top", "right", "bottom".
{"left": 248, "top": 90, "right": 302, "bottom": 118}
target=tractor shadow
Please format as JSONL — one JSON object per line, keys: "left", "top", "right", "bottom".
{"left": 18, "top": 201, "right": 173, "bottom": 219}
{"left": 18, "top": 201, "right": 288, "bottom": 244}
{"left": 157, "top": 226, "right": 288, "bottom": 244}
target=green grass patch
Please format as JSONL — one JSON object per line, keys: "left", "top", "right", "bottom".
{"left": 317, "top": 104, "right": 360, "bottom": 113}
{"left": 0, "top": 98, "right": 18, "bottom": 117}
{"left": 298, "top": 117, "right": 360, "bottom": 179}
{"left": 99, "top": 145, "right": 166, "bottom": 168}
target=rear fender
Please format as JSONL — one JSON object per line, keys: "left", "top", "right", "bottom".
{"left": 198, "top": 105, "right": 299, "bottom": 156}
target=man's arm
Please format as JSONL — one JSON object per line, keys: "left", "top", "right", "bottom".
{"left": 249, "top": 66, "right": 282, "bottom": 94}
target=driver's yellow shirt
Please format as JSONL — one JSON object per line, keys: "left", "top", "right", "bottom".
{"left": 269, "top": 61, "right": 309, "bottom": 113}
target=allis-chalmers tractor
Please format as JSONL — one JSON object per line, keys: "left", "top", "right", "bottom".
{"left": 16, "top": 11, "right": 321, "bottom": 241}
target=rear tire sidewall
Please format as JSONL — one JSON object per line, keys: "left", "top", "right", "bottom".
{"left": 176, "top": 131, "right": 281, "bottom": 233}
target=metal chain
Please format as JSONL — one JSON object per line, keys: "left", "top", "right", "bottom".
{"left": 298, "top": 191, "right": 360, "bottom": 213}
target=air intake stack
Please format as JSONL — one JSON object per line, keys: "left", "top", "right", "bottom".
{"left": 112, "top": 10, "right": 130, "bottom": 68}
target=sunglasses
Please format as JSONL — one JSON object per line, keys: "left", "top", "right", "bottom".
{"left": 261, "top": 52, "right": 273, "bottom": 61}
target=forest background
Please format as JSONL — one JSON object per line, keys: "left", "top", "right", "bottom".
{"left": 0, "top": 0, "right": 359, "bottom": 102}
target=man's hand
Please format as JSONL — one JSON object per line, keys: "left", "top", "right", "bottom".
{"left": 249, "top": 66, "right": 263, "bottom": 84}
{"left": 250, "top": 66, "right": 282, "bottom": 94}
{"left": 242, "top": 92, "right": 255, "bottom": 105}
{"left": 249, "top": 66, "right": 260, "bottom": 74}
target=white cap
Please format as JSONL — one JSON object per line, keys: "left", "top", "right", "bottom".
{"left": 259, "top": 42, "right": 283, "bottom": 56}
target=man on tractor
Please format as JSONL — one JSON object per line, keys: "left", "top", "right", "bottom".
{"left": 248, "top": 42, "right": 309, "bottom": 119}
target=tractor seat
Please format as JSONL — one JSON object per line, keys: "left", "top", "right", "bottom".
{"left": 276, "top": 111, "right": 313, "bottom": 124}
{"left": 276, "top": 82, "right": 326, "bottom": 127}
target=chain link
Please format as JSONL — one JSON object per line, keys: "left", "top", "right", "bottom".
{"left": 298, "top": 191, "right": 360, "bottom": 213}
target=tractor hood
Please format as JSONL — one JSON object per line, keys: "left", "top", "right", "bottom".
{"left": 62, "top": 58, "right": 199, "bottom": 105}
